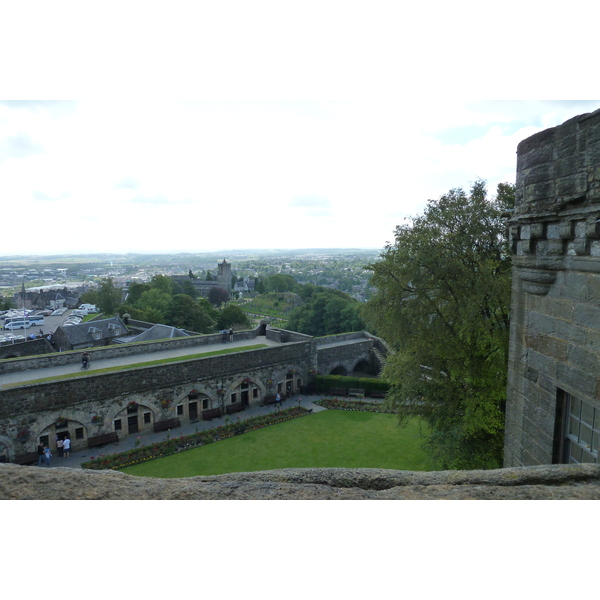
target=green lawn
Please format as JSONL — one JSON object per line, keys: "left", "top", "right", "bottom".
{"left": 121, "top": 410, "right": 434, "bottom": 478}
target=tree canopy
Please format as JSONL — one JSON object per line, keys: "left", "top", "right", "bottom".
{"left": 363, "top": 180, "right": 514, "bottom": 469}
{"left": 287, "top": 287, "right": 365, "bottom": 336}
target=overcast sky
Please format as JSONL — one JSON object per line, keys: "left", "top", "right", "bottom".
{"left": 1, "top": 3, "right": 597, "bottom": 256}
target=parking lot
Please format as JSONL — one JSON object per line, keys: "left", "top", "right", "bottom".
{"left": 0, "top": 308, "right": 84, "bottom": 344}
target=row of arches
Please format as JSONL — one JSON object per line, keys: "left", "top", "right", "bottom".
{"left": 6, "top": 370, "right": 308, "bottom": 460}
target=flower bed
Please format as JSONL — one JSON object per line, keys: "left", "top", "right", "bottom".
{"left": 315, "top": 398, "right": 396, "bottom": 413}
{"left": 81, "top": 406, "right": 312, "bottom": 471}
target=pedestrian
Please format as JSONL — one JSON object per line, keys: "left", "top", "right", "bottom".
{"left": 275, "top": 393, "right": 281, "bottom": 407}
{"left": 222, "top": 330, "right": 227, "bottom": 343}
{"left": 63, "top": 436, "right": 71, "bottom": 459}
{"left": 43, "top": 446, "right": 52, "bottom": 466}
{"left": 37, "top": 441, "right": 45, "bottom": 466}
{"left": 229, "top": 327, "right": 234, "bottom": 342}
{"left": 56, "top": 437, "right": 64, "bottom": 458}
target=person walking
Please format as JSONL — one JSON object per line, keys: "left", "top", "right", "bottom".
{"left": 63, "top": 436, "right": 71, "bottom": 459}
{"left": 37, "top": 441, "right": 45, "bottom": 466}
{"left": 275, "top": 393, "right": 281, "bottom": 408}
{"left": 43, "top": 446, "right": 52, "bottom": 467}
{"left": 229, "top": 327, "right": 234, "bottom": 343}
{"left": 56, "top": 437, "right": 64, "bottom": 458}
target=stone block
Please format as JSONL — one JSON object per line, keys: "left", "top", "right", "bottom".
{"left": 556, "top": 361, "right": 596, "bottom": 397}
{"left": 537, "top": 335, "right": 569, "bottom": 361}
{"left": 573, "top": 303, "right": 600, "bottom": 329}
{"left": 567, "top": 345, "right": 600, "bottom": 375}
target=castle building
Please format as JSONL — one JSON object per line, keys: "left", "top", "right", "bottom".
{"left": 504, "top": 108, "right": 600, "bottom": 467}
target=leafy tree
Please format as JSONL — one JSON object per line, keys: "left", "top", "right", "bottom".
{"left": 172, "top": 278, "right": 198, "bottom": 299}
{"left": 363, "top": 180, "right": 513, "bottom": 470}
{"left": 188, "top": 269, "right": 196, "bottom": 279}
{"left": 136, "top": 288, "right": 172, "bottom": 323}
{"left": 96, "top": 278, "right": 122, "bottom": 315}
{"left": 208, "top": 286, "right": 230, "bottom": 307}
{"left": 150, "top": 274, "right": 174, "bottom": 294}
{"left": 216, "top": 304, "right": 251, "bottom": 330}
{"left": 126, "top": 283, "right": 151, "bottom": 305}
{"left": 287, "top": 288, "right": 365, "bottom": 336}
{"left": 165, "top": 294, "right": 215, "bottom": 333}
{"left": 262, "top": 274, "right": 299, "bottom": 293}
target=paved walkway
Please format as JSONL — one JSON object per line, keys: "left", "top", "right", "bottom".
{"left": 38, "top": 395, "right": 329, "bottom": 469}
{"left": 1, "top": 336, "right": 281, "bottom": 387}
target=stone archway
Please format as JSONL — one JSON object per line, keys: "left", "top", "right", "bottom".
{"left": 0, "top": 435, "right": 13, "bottom": 463}
{"left": 352, "top": 359, "right": 372, "bottom": 376}
{"left": 330, "top": 365, "right": 348, "bottom": 376}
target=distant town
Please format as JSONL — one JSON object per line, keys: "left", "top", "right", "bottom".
{"left": 0, "top": 249, "right": 380, "bottom": 311}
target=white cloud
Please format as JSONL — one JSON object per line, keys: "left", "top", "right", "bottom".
{"left": 0, "top": 98, "right": 598, "bottom": 254}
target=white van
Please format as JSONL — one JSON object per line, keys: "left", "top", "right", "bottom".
{"left": 71, "top": 309, "right": 87, "bottom": 317}
{"left": 4, "top": 319, "right": 32, "bottom": 330}
{"left": 80, "top": 304, "right": 99, "bottom": 313}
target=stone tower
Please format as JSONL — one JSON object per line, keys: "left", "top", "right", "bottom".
{"left": 216, "top": 259, "right": 232, "bottom": 293}
{"left": 504, "top": 108, "right": 600, "bottom": 467}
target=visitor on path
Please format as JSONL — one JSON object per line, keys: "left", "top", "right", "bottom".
{"left": 37, "top": 442, "right": 45, "bottom": 466}
{"left": 43, "top": 446, "right": 52, "bottom": 466}
{"left": 229, "top": 327, "right": 234, "bottom": 342}
{"left": 63, "top": 436, "right": 71, "bottom": 459}
{"left": 56, "top": 437, "right": 64, "bottom": 458}
{"left": 222, "top": 330, "right": 228, "bottom": 343}
{"left": 81, "top": 351, "right": 90, "bottom": 369}
{"left": 276, "top": 393, "right": 281, "bottom": 407}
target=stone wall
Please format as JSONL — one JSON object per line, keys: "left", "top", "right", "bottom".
{"left": 505, "top": 108, "right": 600, "bottom": 467}
{"left": 0, "top": 341, "right": 314, "bottom": 460}
{"left": 0, "top": 338, "right": 53, "bottom": 360}
{"left": 2, "top": 463, "right": 599, "bottom": 500}
{"left": 0, "top": 327, "right": 264, "bottom": 376}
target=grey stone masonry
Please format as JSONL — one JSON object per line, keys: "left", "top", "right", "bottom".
{"left": 505, "top": 108, "right": 600, "bottom": 467}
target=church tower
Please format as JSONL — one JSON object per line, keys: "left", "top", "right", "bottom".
{"left": 217, "top": 259, "right": 232, "bottom": 293}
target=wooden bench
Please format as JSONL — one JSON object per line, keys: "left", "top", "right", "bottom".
{"left": 370, "top": 390, "right": 387, "bottom": 399}
{"left": 226, "top": 402, "right": 244, "bottom": 415}
{"left": 88, "top": 432, "right": 119, "bottom": 449}
{"left": 348, "top": 388, "right": 366, "bottom": 398}
{"left": 202, "top": 408, "right": 222, "bottom": 420}
{"left": 329, "top": 388, "right": 347, "bottom": 397}
{"left": 15, "top": 451, "right": 39, "bottom": 465}
{"left": 153, "top": 418, "right": 181, "bottom": 433}
{"left": 264, "top": 394, "right": 277, "bottom": 405}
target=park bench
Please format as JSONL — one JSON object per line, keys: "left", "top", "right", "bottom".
{"left": 15, "top": 451, "right": 39, "bottom": 465}
{"left": 264, "top": 394, "right": 276, "bottom": 405}
{"left": 370, "top": 390, "right": 387, "bottom": 399}
{"left": 226, "top": 402, "right": 244, "bottom": 415}
{"left": 87, "top": 432, "right": 119, "bottom": 449}
{"left": 202, "top": 408, "right": 222, "bottom": 420}
{"left": 348, "top": 388, "right": 366, "bottom": 398}
{"left": 329, "top": 388, "right": 347, "bottom": 397}
{"left": 154, "top": 418, "right": 181, "bottom": 433}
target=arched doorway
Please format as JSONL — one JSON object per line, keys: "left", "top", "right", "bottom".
{"left": 330, "top": 365, "right": 348, "bottom": 376}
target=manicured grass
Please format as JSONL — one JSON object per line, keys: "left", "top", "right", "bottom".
{"left": 121, "top": 410, "right": 434, "bottom": 478}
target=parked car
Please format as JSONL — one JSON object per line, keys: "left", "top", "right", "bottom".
{"left": 38, "top": 310, "right": 53, "bottom": 316}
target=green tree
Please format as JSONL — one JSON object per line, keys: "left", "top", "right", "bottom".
{"left": 150, "top": 274, "right": 174, "bottom": 294}
{"left": 136, "top": 288, "right": 172, "bottom": 323}
{"left": 363, "top": 180, "right": 513, "bottom": 470}
{"left": 216, "top": 304, "right": 251, "bottom": 330}
{"left": 96, "top": 278, "right": 122, "bottom": 315}
{"left": 287, "top": 288, "right": 365, "bottom": 336}
{"left": 126, "top": 283, "right": 151, "bottom": 305}
{"left": 165, "top": 294, "right": 216, "bottom": 333}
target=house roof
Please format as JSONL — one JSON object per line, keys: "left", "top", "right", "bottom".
{"left": 113, "top": 324, "right": 190, "bottom": 344}
{"left": 56, "top": 317, "right": 127, "bottom": 346}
